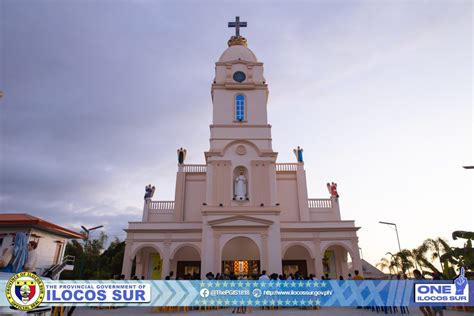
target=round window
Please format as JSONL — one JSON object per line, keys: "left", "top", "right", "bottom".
{"left": 233, "top": 71, "right": 246, "bottom": 83}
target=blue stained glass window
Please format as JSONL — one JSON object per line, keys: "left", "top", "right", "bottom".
{"left": 235, "top": 95, "right": 245, "bottom": 121}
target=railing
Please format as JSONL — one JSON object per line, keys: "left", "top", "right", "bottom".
{"left": 183, "top": 164, "right": 207, "bottom": 173}
{"left": 308, "top": 198, "right": 333, "bottom": 209}
{"left": 148, "top": 200, "right": 175, "bottom": 213}
{"left": 276, "top": 163, "right": 299, "bottom": 172}
{"left": 42, "top": 255, "right": 75, "bottom": 280}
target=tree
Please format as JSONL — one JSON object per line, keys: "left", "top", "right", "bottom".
{"left": 440, "top": 231, "right": 474, "bottom": 279}
{"left": 378, "top": 231, "right": 473, "bottom": 280}
{"left": 61, "top": 232, "right": 125, "bottom": 280}
{"left": 97, "top": 238, "right": 125, "bottom": 279}
{"left": 376, "top": 257, "right": 396, "bottom": 275}
{"left": 396, "top": 249, "right": 414, "bottom": 274}
{"left": 383, "top": 252, "right": 401, "bottom": 274}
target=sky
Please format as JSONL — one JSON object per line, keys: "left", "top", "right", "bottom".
{"left": 0, "top": 0, "right": 472, "bottom": 267}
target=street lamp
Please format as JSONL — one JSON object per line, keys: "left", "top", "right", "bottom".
{"left": 359, "top": 247, "right": 364, "bottom": 260}
{"left": 463, "top": 166, "right": 474, "bottom": 169}
{"left": 379, "top": 221, "right": 402, "bottom": 253}
{"left": 79, "top": 225, "right": 104, "bottom": 278}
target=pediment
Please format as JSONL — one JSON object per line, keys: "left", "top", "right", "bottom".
{"left": 208, "top": 215, "right": 273, "bottom": 227}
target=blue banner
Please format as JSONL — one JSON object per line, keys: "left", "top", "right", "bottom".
{"left": 1, "top": 277, "right": 473, "bottom": 308}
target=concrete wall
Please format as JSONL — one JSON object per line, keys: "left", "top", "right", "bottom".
{"left": 183, "top": 174, "right": 206, "bottom": 221}
{"left": 276, "top": 173, "right": 300, "bottom": 221}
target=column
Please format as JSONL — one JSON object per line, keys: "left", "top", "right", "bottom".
{"left": 136, "top": 252, "right": 144, "bottom": 278}
{"left": 341, "top": 251, "right": 349, "bottom": 278}
{"left": 260, "top": 232, "right": 269, "bottom": 272}
{"left": 351, "top": 239, "right": 363, "bottom": 277}
{"left": 200, "top": 222, "right": 215, "bottom": 279}
{"left": 162, "top": 240, "right": 171, "bottom": 278}
{"left": 266, "top": 223, "right": 282, "bottom": 275}
{"left": 121, "top": 241, "right": 133, "bottom": 279}
{"left": 214, "top": 232, "right": 221, "bottom": 274}
{"left": 313, "top": 239, "right": 324, "bottom": 278}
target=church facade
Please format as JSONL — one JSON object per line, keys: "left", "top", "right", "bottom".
{"left": 122, "top": 24, "right": 362, "bottom": 280}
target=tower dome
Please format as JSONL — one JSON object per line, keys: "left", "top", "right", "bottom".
{"left": 218, "top": 40, "right": 258, "bottom": 62}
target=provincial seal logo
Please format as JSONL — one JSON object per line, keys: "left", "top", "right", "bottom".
{"left": 5, "top": 272, "right": 45, "bottom": 310}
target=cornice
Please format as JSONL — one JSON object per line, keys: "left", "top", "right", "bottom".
{"left": 212, "top": 83, "right": 268, "bottom": 91}
{"left": 215, "top": 61, "right": 264, "bottom": 66}
{"left": 210, "top": 124, "right": 272, "bottom": 128}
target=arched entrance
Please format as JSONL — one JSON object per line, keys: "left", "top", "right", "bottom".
{"left": 132, "top": 246, "right": 162, "bottom": 280}
{"left": 282, "top": 244, "right": 314, "bottom": 278}
{"left": 221, "top": 236, "right": 260, "bottom": 277}
{"left": 171, "top": 245, "right": 201, "bottom": 279}
{"left": 322, "top": 244, "right": 354, "bottom": 280}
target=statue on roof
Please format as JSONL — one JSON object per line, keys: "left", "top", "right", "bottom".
{"left": 144, "top": 184, "right": 155, "bottom": 200}
{"left": 293, "top": 146, "right": 303, "bottom": 163}
{"left": 177, "top": 148, "right": 187, "bottom": 165}
{"left": 327, "top": 182, "right": 339, "bottom": 198}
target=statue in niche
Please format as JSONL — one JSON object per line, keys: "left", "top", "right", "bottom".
{"left": 234, "top": 168, "right": 247, "bottom": 201}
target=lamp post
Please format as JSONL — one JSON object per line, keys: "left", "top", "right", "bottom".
{"left": 79, "top": 225, "right": 103, "bottom": 278}
{"left": 379, "top": 221, "right": 402, "bottom": 253}
{"left": 463, "top": 166, "right": 474, "bottom": 169}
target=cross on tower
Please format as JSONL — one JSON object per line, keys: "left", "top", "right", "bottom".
{"left": 228, "top": 16, "right": 247, "bottom": 37}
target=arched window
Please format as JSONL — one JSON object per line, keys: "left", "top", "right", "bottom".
{"left": 235, "top": 95, "right": 245, "bottom": 121}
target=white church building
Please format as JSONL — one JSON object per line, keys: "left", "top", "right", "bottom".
{"left": 122, "top": 19, "right": 362, "bottom": 280}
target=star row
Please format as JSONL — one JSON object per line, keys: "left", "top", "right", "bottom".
{"left": 193, "top": 298, "right": 322, "bottom": 306}
{"left": 199, "top": 281, "right": 327, "bottom": 288}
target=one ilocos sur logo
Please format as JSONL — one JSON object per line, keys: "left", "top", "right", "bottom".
{"left": 5, "top": 272, "right": 45, "bottom": 311}
{"left": 414, "top": 267, "right": 469, "bottom": 303}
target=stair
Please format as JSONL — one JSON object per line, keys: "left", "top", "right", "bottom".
{"left": 42, "top": 255, "right": 75, "bottom": 280}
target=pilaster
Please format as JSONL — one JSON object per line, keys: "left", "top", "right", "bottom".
{"left": 162, "top": 240, "right": 172, "bottom": 278}
{"left": 296, "top": 163, "right": 310, "bottom": 221}
{"left": 121, "top": 240, "right": 133, "bottom": 279}
{"left": 174, "top": 169, "right": 186, "bottom": 221}
{"left": 312, "top": 238, "right": 324, "bottom": 278}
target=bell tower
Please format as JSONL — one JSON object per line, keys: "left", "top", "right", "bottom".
{"left": 205, "top": 17, "right": 278, "bottom": 207}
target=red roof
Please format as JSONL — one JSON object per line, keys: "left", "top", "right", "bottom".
{"left": 0, "top": 213, "right": 85, "bottom": 239}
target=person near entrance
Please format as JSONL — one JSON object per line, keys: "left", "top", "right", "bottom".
{"left": 258, "top": 270, "right": 270, "bottom": 280}
{"left": 352, "top": 270, "right": 364, "bottom": 280}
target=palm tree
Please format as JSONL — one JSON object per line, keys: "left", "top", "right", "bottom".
{"left": 396, "top": 249, "right": 414, "bottom": 274}
{"left": 377, "top": 257, "right": 395, "bottom": 275}
{"left": 424, "top": 237, "right": 450, "bottom": 271}
{"left": 385, "top": 252, "right": 401, "bottom": 274}
{"left": 410, "top": 245, "right": 427, "bottom": 271}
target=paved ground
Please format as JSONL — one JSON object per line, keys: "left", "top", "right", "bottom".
{"left": 73, "top": 307, "right": 474, "bottom": 315}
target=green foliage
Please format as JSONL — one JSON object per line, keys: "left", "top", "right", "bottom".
{"left": 440, "top": 234, "right": 474, "bottom": 278}
{"left": 377, "top": 231, "right": 473, "bottom": 279}
{"left": 61, "top": 232, "right": 125, "bottom": 280}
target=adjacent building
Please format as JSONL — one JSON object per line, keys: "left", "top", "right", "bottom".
{"left": 0, "top": 213, "right": 83, "bottom": 278}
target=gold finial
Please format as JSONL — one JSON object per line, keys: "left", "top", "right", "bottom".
{"left": 227, "top": 35, "right": 248, "bottom": 47}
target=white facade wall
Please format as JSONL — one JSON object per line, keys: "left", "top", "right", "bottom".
{"left": 122, "top": 39, "right": 362, "bottom": 280}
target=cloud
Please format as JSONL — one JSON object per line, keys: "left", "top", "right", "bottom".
{"left": 0, "top": 1, "right": 472, "bottom": 264}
